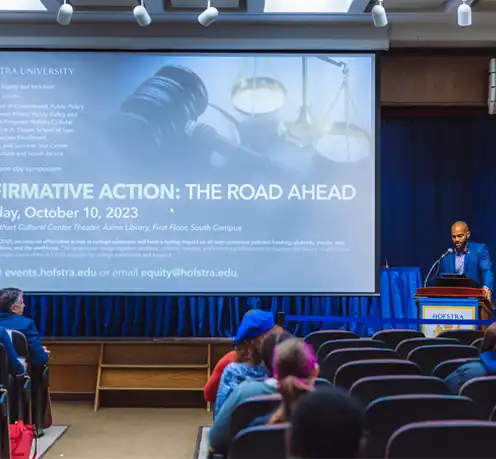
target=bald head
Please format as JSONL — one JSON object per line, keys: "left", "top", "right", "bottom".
{"left": 451, "top": 221, "right": 470, "bottom": 252}
{"left": 452, "top": 221, "right": 469, "bottom": 233}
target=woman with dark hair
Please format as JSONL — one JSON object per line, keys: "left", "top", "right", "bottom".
{"left": 445, "top": 323, "right": 496, "bottom": 393}
{"left": 208, "top": 330, "right": 292, "bottom": 454}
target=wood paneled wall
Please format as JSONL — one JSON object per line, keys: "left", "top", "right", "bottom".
{"left": 44, "top": 339, "right": 233, "bottom": 408}
{"left": 380, "top": 52, "right": 494, "bottom": 106}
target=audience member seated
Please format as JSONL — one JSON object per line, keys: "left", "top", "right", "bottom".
{"left": 251, "top": 337, "right": 319, "bottom": 426}
{"left": 445, "top": 322, "right": 496, "bottom": 394}
{"left": 215, "top": 310, "right": 278, "bottom": 414}
{"left": 0, "top": 326, "right": 25, "bottom": 376}
{"left": 0, "top": 288, "right": 49, "bottom": 366}
{"left": 288, "top": 387, "right": 365, "bottom": 459}
{"left": 208, "top": 330, "right": 292, "bottom": 453}
{"left": 204, "top": 310, "right": 259, "bottom": 403}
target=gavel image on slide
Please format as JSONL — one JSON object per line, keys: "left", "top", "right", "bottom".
{"left": 107, "top": 65, "right": 290, "bottom": 175}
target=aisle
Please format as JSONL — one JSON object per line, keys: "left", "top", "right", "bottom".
{"left": 45, "top": 403, "right": 212, "bottom": 459}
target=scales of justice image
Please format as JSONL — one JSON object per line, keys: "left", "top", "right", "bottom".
{"left": 108, "top": 54, "right": 373, "bottom": 179}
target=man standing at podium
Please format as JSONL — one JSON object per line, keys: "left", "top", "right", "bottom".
{"left": 440, "top": 221, "right": 494, "bottom": 301}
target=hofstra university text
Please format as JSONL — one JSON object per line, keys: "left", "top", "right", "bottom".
{"left": 0, "top": 67, "right": 75, "bottom": 76}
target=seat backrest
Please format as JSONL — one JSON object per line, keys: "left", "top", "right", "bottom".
{"left": 365, "top": 395, "right": 484, "bottom": 457}
{"left": 460, "top": 376, "right": 496, "bottom": 419}
{"left": 372, "top": 329, "right": 424, "bottom": 349}
{"left": 438, "top": 329, "right": 484, "bottom": 346}
{"left": 471, "top": 337, "right": 483, "bottom": 350}
{"left": 305, "top": 330, "right": 360, "bottom": 353}
{"left": 334, "top": 359, "right": 422, "bottom": 389}
{"left": 230, "top": 394, "right": 282, "bottom": 438}
{"left": 314, "top": 377, "right": 331, "bottom": 389}
{"left": 7, "top": 330, "right": 29, "bottom": 371}
{"left": 0, "top": 345, "right": 9, "bottom": 390}
{"left": 350, "top": 375, "right": 450, "bottom": 407}
{"left": 228, "top": 424, "right": 289, "bottom": 459}
{"left": 386, "top": 420, "right": 496, "bottom": 458}
{"left": 0, "top": 389, "right": 10, "bottom": 459}
{"left": 396, "top": 337, "right": 460, "bottom": 359}
{"left": 317, "top": 339, "right": 388, "bottom": 364}
{"left": 7, "top": 330, "right": 28, "bottom": 358}
{"left": 432, "top": 358, "right": 480, "bottom": 380}
{"left": 407, "top": 345, "right": 479, "bottom": 374}
{"left": 321, "top": 348, "right": 398, "bottom": 383}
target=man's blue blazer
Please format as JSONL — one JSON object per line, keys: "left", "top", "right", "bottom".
{"left": 440, "top": 241, "right": 494, "bottom": 291}
{"left": 0, "top": 312, "right": 48, "bottom": 366}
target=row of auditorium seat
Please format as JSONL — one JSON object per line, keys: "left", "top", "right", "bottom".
{"left": 0, "top": 331, "right": 50, "bottom": 458}
{"left": 228, "top": 393, "right": 496, "bottom": 458}
{"left": 223, "top": 328, "right": 496, "bottom": 458}
{"left": 319, "top": 342, "right": 480, "bottom": 383}
{"left": 306, "top": 328, "right": 484, "bottom": 349}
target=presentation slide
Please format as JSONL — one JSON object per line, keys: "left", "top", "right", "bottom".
{"left": 0, "top": 52, "right": 376, "bottom": 294}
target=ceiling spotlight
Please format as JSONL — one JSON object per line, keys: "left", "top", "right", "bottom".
{"left": 372, "top": 0, "right": 387, "bottom": 28}
{"left": 57, "top": 0, "right": 73, "bottom": 26}
{"left": 458, "top": 0, "right": 472, "bottom": 27}
{"left": 133, "top": 1, "right": 151, "bottom": 27}
{"left": 198, "top": 1, "right": 218, "bottom": 27}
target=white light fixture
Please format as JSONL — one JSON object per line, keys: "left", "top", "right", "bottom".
{"left": 457, "top": 0, "right": 472, "bottom": 27}
{"left": 133, "top": 1, "right": 151, "bottom": 27}
{"left": 198, "top": 1, "right": 218, "bottom": 27}
{"left": 372, "top": 0, "right": 387, "bottom": 27}
{"left": 57, "top": 0, "right": 73, "bottom": 26}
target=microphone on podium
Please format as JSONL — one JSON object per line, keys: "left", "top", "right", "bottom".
{"left": 423, "top": 248, "right": 453, "bottom": 288}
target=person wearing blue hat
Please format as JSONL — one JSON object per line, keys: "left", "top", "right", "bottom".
{"left": 214, "top": 310, "right": 277, "bottom": 414}
{"left": 234, "top": 309, "right": 276, "bottom": 347}
{"left": 204, "top": 309, "right": 260, "bottom": 403}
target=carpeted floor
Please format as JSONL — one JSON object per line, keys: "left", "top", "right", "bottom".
{"left": 44, "top": 403, "right": 213, "bottom": 459}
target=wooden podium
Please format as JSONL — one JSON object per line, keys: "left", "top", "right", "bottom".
{"left": 415, "top": 287, "right": 494, "bottom": 337}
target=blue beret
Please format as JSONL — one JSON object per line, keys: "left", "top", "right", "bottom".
{"left": 235, "top": 310, "right": 275, "bottom": 346}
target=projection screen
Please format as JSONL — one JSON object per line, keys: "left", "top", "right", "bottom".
{"left": 0, "top": 52, "right": 377, "bottom": 294}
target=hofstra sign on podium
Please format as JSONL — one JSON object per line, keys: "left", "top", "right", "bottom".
{"left": 421, "top": 303, "right": 477, "bottom": 338}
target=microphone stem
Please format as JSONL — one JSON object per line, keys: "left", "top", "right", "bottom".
{"left": 424, "top": 260, "right": 438, "bottom": 288}
{"left": 423, "top": 251, "right": 449, "bottom": 288}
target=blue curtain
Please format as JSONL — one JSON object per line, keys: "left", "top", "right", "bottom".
{"left": 381, "top": 114, "right": 496, "bottom": 276}
{"left": 25, "top": 267, "right": 420, "bottom": 338}
{"left": 26, "top": 113, "right": 496, "bottom": 338}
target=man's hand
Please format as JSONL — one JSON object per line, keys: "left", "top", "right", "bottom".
{"left": 483, "top": 287, "right": 492, "bottom": 302}
{"left": 43, "top": 346, "right": 51, "bottom": 355}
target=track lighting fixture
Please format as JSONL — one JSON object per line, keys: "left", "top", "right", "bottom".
{"left": 371, "top": 0, "right": 387, "bottom": 28}
{"left": 133, "top": 0, "right": 151, "bottom": 27}
{"left": 56, "top": 0, "right": 73, "bottom": 26}
{"left": 457, "top": 0, "right": 472, "bottom": 27}
{"left": 198, "top": 0, "right": 218, "bottom": 27}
